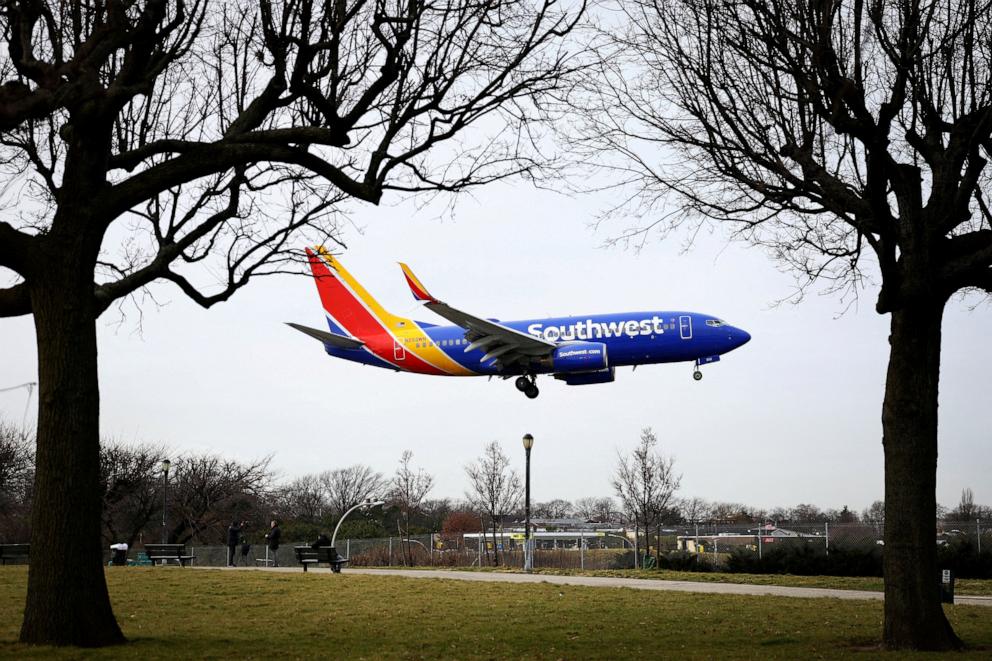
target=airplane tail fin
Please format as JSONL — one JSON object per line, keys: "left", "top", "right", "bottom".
{"left": 306, "top": 247, "right": 412, "bottom": 340}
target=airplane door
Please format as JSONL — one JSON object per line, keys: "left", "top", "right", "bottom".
{"left": 679, "top": 315, "right": 692, "bottom": 340}
{"left": 394, "top": 341, "right": 406, "bottom": 361}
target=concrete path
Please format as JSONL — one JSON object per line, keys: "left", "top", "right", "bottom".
{"left": 337, "top": 568, "right": 991, "bottom": 607}
{"left": 208, "top": 565, "right": 991, "bottom": 607}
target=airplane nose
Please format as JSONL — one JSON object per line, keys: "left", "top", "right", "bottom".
{"left": 727, "top": 327, "right": 750, "bottom": 348}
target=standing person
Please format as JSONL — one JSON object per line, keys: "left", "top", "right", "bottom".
{"left": 226, "top": 521, "right": 243, "bottom": 567}
{"left": 264, "top": 520, "right": 281, "bottom": 567}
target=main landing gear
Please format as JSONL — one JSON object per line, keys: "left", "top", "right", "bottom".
{"left": 515, "top": 375, "right": 540, "bottom": 399}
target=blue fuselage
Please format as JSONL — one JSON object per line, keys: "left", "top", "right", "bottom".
{"left": 325, "top": 311, "right": 750, "bottom": 376}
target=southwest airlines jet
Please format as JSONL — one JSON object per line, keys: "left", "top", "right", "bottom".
{"left": 289, "top": 247, "right": 751, "bottom": 398}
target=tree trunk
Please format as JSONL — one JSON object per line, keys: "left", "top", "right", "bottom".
{"left": 491, "top": 519, "right": 500, "bottom": 566}
{"left": 19, "top": 268, "right": 124, "bottom": 646}
{"left": 881, "top": 301, "right": 960, "bottom": 650}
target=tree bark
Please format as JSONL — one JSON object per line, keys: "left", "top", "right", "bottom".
{"left": 882, "top": 301, "right": 961, "bottom": 651}
{"left": 19, "top": 259, "right": 124, "bottom": 646}
{"left": 491, "top": 519, "right": 500, "bottom": 567}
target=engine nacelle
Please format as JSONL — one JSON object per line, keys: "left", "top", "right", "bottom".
{"left": 556, "top": 367, "right": 616, "bottom": 386}
{"left": 551, "top": 342, "right": 609, "bottom": 373}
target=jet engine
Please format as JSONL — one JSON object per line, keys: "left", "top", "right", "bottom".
{"left": 555, "top": 367, "right": 616, "bottom": 385}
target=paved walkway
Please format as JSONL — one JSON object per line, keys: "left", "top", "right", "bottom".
{"left": 226, "top": 565, "right": 991, "bottom": 607}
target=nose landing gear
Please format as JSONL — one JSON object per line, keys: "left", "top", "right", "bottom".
{"left": 692, "top": 360, "right": 703, "bottom": 381}
{"left": 515, "top": 375, "right": 540, "bottom": 399}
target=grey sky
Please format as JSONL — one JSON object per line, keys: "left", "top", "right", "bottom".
{"left": 1, "top": 181, "right": 989, "bottom": 513}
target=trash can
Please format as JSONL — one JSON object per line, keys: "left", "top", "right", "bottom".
{"left": 939, "top": 569, "right": 955, "bottom": 604}
{"left": 112, "top": 548, "right": 127, "bottom": 566}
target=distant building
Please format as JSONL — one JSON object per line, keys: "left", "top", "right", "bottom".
{"left": 677, "top": 525, "right": 823, "bottom": 553}
{"left": 464, "top": 520, "right": 629, "bottom": 550}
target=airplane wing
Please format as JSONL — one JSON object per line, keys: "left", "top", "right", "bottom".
{"left": 286, "top": 322, "right": 365, "bottom": 349}
{"left": 398, "top": 263, "right": 556, "bottom": 368}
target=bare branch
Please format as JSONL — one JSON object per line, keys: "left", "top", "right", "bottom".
{"left": 0, "top": 282, "right": 31, "bottom": 318}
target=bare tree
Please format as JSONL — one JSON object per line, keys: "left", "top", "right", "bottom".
{"left": 579, "top": 0, "right": 991, "bottom": 649}
{"left": 99, "top": 441, "right": 169, "bottom": 548}
{"left": 278, "top": 474, "right": 327, "bottom": 523}
{"left": 862, "top": 500, "right": 886, "bottom": 535}
{"left": 320, "top": 465, "right": 385, "bottom": 518}
{"left": 574, "top": 496, "right": 620, "bottom": 523}
{"left": 168, "top": 454, "right": 272, "bottom": 544}
{"left": 950, "top": 488, "right": 979, "bottom": 521}
{"left": 0, "top": 0, "right": 584, "bottom": 645}
{"left": 464, "top": 441, "right": 521, "bottom": 566}
{"left": 0, "top": 417, "right": 33, "bottom": 541}
{"left": 612, "top": 428, "right": 680, "bottom": 567}
{"left": 831, "top": 506, "right": 859, "bottom": 524}
{"left": 420, "top": 497, "right": 453, "bottom": 532}
{"left": 791, "top": 504, "right": 826, "bottom": 523}
{"left": 678, "top": 497, "right": 710, "bottom": 525}
{"left": 534, "top": 498, "right": 574, "bottom": 519}
{"left": 388, "top": 450, "right": 434, "bottom": 565}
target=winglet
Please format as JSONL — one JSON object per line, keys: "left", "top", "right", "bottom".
{"left": 398, "top": 263, "right": 438, "bottom": 303}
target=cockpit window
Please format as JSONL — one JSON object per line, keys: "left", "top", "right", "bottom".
{"left": 705, "top": 319, "right": 726, "bottom": 327}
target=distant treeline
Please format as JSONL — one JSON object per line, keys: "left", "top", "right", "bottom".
{"left": 1, "top": 419, "right": 987, "bottom": 549}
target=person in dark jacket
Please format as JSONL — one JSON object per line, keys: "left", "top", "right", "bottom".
{"left": 264, "top": 520, "right": 281, "bottom": 566}
{"left": 227, "top": 521, "right": 244, "bottom": 567}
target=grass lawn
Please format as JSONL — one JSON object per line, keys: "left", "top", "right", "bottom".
{"left": 447, "top": 567, "right": 992, "bottom": 596}
{"left": 0, "top": 567, "right": 990, "bottom": 659}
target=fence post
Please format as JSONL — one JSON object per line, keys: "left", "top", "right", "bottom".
{"left": 694, "top": 523, "right": 699, "bottom": 559}
{"left": 757, "top": 525, "right": 762, "bottom": 560}
{"left": 388, "top": 537, "right": 392, "bottom": 566}
{"left": 580, "top": 530, "right": 585, "bottom": 570}
{"left": 825, "top": 522, "right": 830, "bottom": 555}
{"left": 978, "top": 519, "right": 982, "bottom": 555}
{"left": 346, "top": 539, "right": 350, "bottom": 559}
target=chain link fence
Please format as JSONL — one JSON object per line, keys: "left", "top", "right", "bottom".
{"left": 121, "top": 520, "right": 989, "bottom": 576}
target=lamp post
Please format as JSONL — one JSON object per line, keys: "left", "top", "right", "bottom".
{"left": 522, "top": 433, "right": 534, "bottom": 572}
{"left": 331, "top": 499, "right": 385, "bottom": 549}
{"left": 161, "top": 459, "right": 171, "bottom": 543}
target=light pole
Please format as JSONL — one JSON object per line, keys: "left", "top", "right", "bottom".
{"left": 161, "top": 459, "right": 171, "bottom": 543}
{"left": 331, "top": 499, "right": 385, "bottom": 549}
{"left": 522, "top": 433, "right": 534, "bottom": 572}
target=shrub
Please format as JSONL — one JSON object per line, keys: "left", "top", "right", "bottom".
{"left": 724, "top": 542, "right": 883, "bottom": 577}
{"left": 936, "top": 538, "right": 992, "bottom": 579}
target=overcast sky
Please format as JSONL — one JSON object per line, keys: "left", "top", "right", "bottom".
{"left": 1, "top": 181, "right": 989, "bottom": 514}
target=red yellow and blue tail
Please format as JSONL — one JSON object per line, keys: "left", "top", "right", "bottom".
{"left": 306, "top": 247, "right": 474, "bottom": 375}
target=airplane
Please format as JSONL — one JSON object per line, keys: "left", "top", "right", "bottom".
{"left": 288, "top": 247, "right": 751, "bottom": 398}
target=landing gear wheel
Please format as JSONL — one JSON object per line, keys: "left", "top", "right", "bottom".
{"left": 515, "top": 376, "right": 531, "bottom": 392}
{"left": 692, "top": 370, "right": 703, "bottom": 381}
{"left": 524, "top": 384, "right": 540, "bottom": 399}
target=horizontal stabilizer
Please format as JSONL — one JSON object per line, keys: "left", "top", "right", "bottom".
{"left": 286, "top": 323, "right": 365, "bottom": 349}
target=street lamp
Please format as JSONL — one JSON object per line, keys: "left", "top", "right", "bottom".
{"left": 331, "top": 499, "right": 385, "bottom": 549}
{"left": 522, "top": 433, "right": 534, "bottom": 572}
{"left": 161, "top": 459, "right": 171, "bottom": 543}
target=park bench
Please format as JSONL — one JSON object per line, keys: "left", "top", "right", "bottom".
{"left": 294, "top": 545, "right": 349, "bottom": 573}
{"left": 143, "top": 543, "right": 195, "bottom": 566}
{"left": 0, "top": 543, "right": 29, "bottom": 565}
